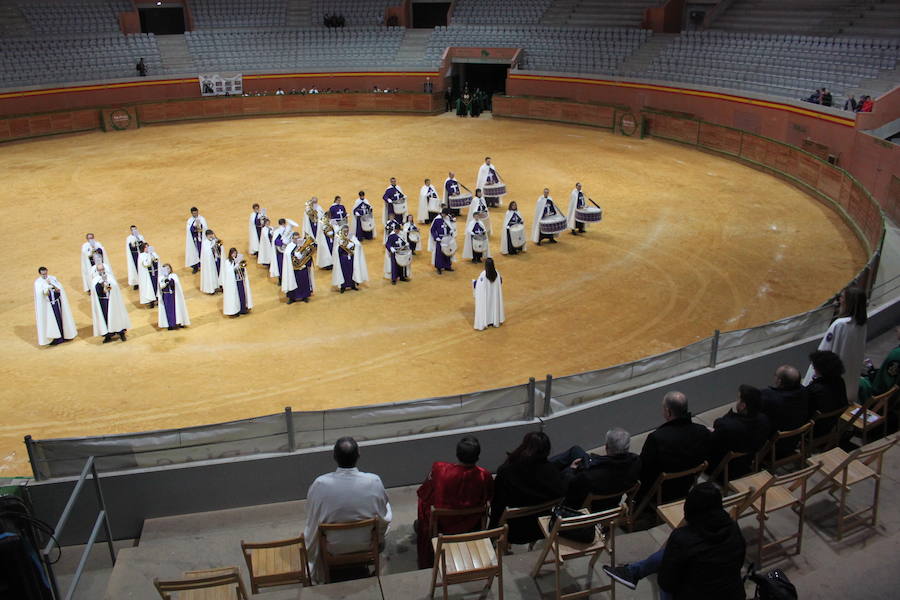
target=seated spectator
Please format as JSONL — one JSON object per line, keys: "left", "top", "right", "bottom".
{"left": 821, "top": 88, "right": 833, "bottom": 107}
{"left": 639, "top": 391, "right": 710, "bottom": 503}
{"left": 303, "top": 437, "right": 392, "bottom": 582}
{"left": 760, "top": 364, "right": 810, "bottom": 456}
{"left": 489, "top": 431, "right": 566, "bottom": 545}
{"left": 136, "top": 57, "right": 147, "bottom": 77}
{"left": 859, "top": 95, "right": 874, "bottom": 112}
{"left": 707, "top": 385, "right": 770, "bottom": 479}
{"left": 415, "top": 436, "right": 494, "bottom": 568}
{"left": 603, "top": 482, "right": 746, "bottom": 600}
{"left": 275, "top": 88, "right": 285, "bottom": 96}
{"left": 806, "top": 350, "right": 849, "bottom": 439}
{"left": 860, "top": 327, "right": 900, "bottom": 431}
{"left": 844, "top": 95, "right": 858, "bottom": 111}
{"left": 804, "top": 88, "right": 822, "bottom": 104}
{"left": 549, "top": 428, "right": 641, "bottom": 510}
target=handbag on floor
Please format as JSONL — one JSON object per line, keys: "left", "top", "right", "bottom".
{"left": 547, "top": 504, "right": 595, "bottom": 544}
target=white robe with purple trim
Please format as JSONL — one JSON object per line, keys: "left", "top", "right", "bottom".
{"left": 418, "top": 184, "right": 441, "bottom": 222}
{"left": 500, "top": 210, "right": 526, "bottom": 255}
{"left": 184, "top": 215, "right": 208, "bottom": 268}
{"left": 199, "top": 237, "right": 221, "bottom": 294}
{"left": 331, "top": 235, "right": 369, "bottom": 287}
{"left": 248, "top": 210, "right": 264, "bottom": 255}
{"left": 138, "top": 251, "right": 160, "bottom": 305}
{"left": 34, "top": 276, "right": 77, "bottom": 345}
{"left": 81, "top": 240, "right": 110, "bottom": 292}
{"left": 89, "top": 273, "right": 131, "bottom": 336}
{"left": 222, "top": 258, "right": 253, "bottom": 316}
{"left": 473, "top": 271, "right": 504, "bottom": 331}
{"left": 125, "top": 233, "right": 144, "bottom": 287}
{"left": 257, "top": 225, "right": 275, "bottom": 266}
{"left": 157, "top": 273, "right": 190, "bottom": 328}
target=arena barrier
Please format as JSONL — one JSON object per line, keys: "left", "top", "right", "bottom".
{"left": 24, "top": 110, "right": 888, "bottom": 481}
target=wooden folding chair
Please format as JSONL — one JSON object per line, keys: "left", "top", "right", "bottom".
{"left": 531, "top": 506, "right": 624, "bottom": 600}
{"left": 754, "top": 421, "right": 813, "bottom": 473}
{"left": 499, "top": 497, "right": 563, "bottom": 551}
{"left": 430, "top": 504, "right": 489, "bottom": 539}
{"left": 240, "top": 535, "right": 310, "bottom": 594}
{"left": 154, "top": 566, "right": 249, "bottom": 600}
{"left": 807, "top": 436, "right": 897, "bottom": 539}
{"left": 841, "top": 385, "right": 897, "bottom": 446}
{"left": 317, "top": 518, "right": 379, "bottom": 584}
{"left": 582, "top": 481, "right": 640, "bottom": 531}
{"left": 632, "top": 461, "right": 707, "bottom": 525}
{"left": 656, "top": 489, "right": 752, "bottom": 530}
{"left": 708, "top": 450, "right": 749, "bottom": 487}
{"left": 730, "top": 464, "right": 820, "bottom": 564}
{"left": 430, "top": 525, "right": 507, "bottom": 600}
{"left": 809, "top": 407, "right": 849, "bottom": 455}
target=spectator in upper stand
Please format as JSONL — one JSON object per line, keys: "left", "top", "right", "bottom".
{"left": 136, "top": 57, "right": 147, "bottom": 77}
{"left": 844, "top": 95, "right": 858, "bottom": 111}
{"left": 303, "top": 437, "right": 392, "bottom": 582}
{"left": 423, "top": 77, "right": 434, "bottom": 93}
{"left": 804, "top": 88, "right": 822, "bottom": 104}
{"left": 760, "top": 365, "right": 810, "bottom": 455}
{"left": 860, "top": 95, "right": 874, "bottom": 112}
{"left": 550, "top": 428, "right": 641, "bottom": 511}
{"left": 806, "top": 350, "right": 849, "bottom": 439}
{"left": 489, "top": 431, "right": 566, "bottom": 545}
{"left": 639, "top": 391, "right": 711, "bottom": 503}
{"left": 415, "top": 436, "right": 494, "bottom": 568}
{"left": 707, "top": 385, "right": 770, "bottom": 480}
{"left": 821, "top": 88, "right": 833, "bottom": 107}
{"left": 860, "top": 326, "right": 900, "bottom": 404}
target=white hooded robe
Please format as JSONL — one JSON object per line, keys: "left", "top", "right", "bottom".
{"left": 34, "top": 276, "right": 77, "bottom": 345}
{"left": 473, "top": 271, "right": 504, "bottom": 330}
{"left": 89, "top": 273, "right": 131, "bottom": 336}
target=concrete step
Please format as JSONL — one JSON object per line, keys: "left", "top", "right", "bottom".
{"left": 286, "top": 0, "right": 312, "bottom": 28}
{"left": 395, "top": 29, "right": 432, "bottom": 62}
{"left": 155, "top": 34, "right": 195, "bottom": 74}
{"left": 618, "top": 33, "right": 677, "bottom": 76}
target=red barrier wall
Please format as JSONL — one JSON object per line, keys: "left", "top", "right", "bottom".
{"left": 0, "top": 109, "right": 101, "bottom": 142}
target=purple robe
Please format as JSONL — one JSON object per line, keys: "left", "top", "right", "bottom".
{"left": 445, "top": 179, "right": 460, "bottom": 197}
{"left": 383, "top": 186, "right": 403, "bottom": 221}
{"left": 235, "top": 270, "right": 249, "bottom": 314}
{"left": 338, "top": 245, "right": 355, "bottom": 288}
{"left": 49, "top": 288, "right": 65, "bottom": 334}
{"left": 254, "top": 214, "right": 264, "bottom": 239}
{"left": 274, "top": 236, "right": 286, "bottom": 275}
{"left": 148, "top": 259, "right": 159, "bottom": 295}
{"left": 506, "top": 211, "right": 523, "bottom": 251}
{"left": 354, "top": 202, "right": 374, "bottom": 240}
{"left": 190, "top": 218, "right": 203, "bottom": 260}
{"left": 161, "top": 278, "right": 177, "bottom": 325}
{"left": 288, "top": 267, "right": 313, "bottom": 300}
{"left": 542, "top": 199, "right": 558, "bottom": 217}
{"left": 329, "top": 204, "right": 347, "bottom": 221}
{"left": 94, "top": 281, "right": 110, "bottom": 327}
{"left": 385, "top": 232, "right": 407, "bottom": 282}
{"left": 430, "top": 218, "right": 453, "bottom": 270}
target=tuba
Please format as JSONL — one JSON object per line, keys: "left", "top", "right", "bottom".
{"left": 291, "top": 236, "right": 315, "bottom": 270}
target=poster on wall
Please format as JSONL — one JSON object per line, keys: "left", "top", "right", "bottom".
{"left": 199, "top": 73, "right": 243, "bottom": 96}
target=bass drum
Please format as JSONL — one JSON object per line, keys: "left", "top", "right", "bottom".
{"left": 539, "top": 215, "right": 567, "bottom": 235}
{"left": 360, "top": 214, "right": 375, "bottom": 232}
{"left": 440, "top": 236, "right": 457, "bottom": 258}
{"left": 508, "top": 223, "right": 527, "bottom": 249}
{"left": 575, "top": 207, "right": 603, "bottom": 223}
{"left": 406, "top": 230, "right": 421, "bottom": 244}
{"left": 391, "top": 197, "right": 408, "bottom": 215}
{"left": 471, "top": 233, "right": 488, "bottom": 254}
{"left": 394, "top": 247, "right": 413, "bottom": 267}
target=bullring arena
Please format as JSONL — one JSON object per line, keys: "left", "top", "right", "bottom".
{"left": 1, "top": 1, "right": 900, "bottom": 599}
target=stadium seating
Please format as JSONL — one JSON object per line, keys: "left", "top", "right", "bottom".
{"left": 190, "top": 0, "right": 288, "bottom": 29}
{"left": 452, "top": 0, "right": 554, "bottom": 25}
{"left": 310, "top": 0, "right": 395, "bottom": 27}
{"left": 18, "top": 0, "right": 132, "bottom": 35}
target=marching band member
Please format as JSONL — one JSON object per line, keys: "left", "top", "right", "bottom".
{"left": 332, "top": 224, "right": 368, "bottom": 293}
{"left": 125, "top": 225, "right": 144, "bottom": 289}
{"left": 532, "top": 188, "right": 565, "bottom": 246}
{"left": 257, "top": 217, "right": 275, "bottom": 267}
{"left": 466, "top": 189, "right": 491, "bottom": 234}
{"left": 476, "top": 157, "right": 503, "bottom": 208}
{"left": 463, "top": 208, "right": 491, "bottom": 264}
{"left": 473, "top": 258, "right": 504, "bottom": 331}
{"left": 80, "top": 233, "right": 110, "bottom": 292}
{"left": 157, "top": 263, "right": 189, "bottom": 330}
{"left": 384, "top": 221, "right": 411, "bottom": 285}
{"left": 315, "top": 212, "right": 336, "bottom": 270}
{"left": 304, "top": 197, "right": 324, "bottom": 240}
{"left": 418, "top": 178, "right": 441, "bottom": 224}
{"left": 328, "top": 196, "right": 348, "bottom": 228}
{"left": 270, "top": 218, "right": 299, "bottom": 284}
{"left": 34, "top": 266, "right": 77, "bottom": 346}
{"left": 384, "top": 217, "right": 401, "bottom": 243}
{"left": 402, "top": 214, "right": 421, "bottom": 254}
{"left": 501, "top": 201, "right": 527, "bottom": 256}
{"left": 430, "top": 208, "right": 455, "bottom": 275}
{"left": 138, "top": 242, "right": 160, "bottom": 308}
{"left": 248, "top": 203, "right": 266, "bottom": 255}
{"left": 566, "top": 182, "right": 593, "bottom": 235}
{"left": 351, "top": 190, "right": 375, "bottom": 241}
{"left": 382, "top": 177, "right": 408, "bottom": 224}
{"left": 90, "top": 263, "right": 131, "bottom": 343}
{"left": 282, "top": 232, "right": 316, "bottom": 304}
{"left": 222, "top": 247, "right": 252, "bottom": 317}
{"left": 443, "top": 171, "right": 462, "bottom": 217}
{"left": 184, "top": 207, "right": 208, "bottom": 273}
{"left": 199, "top": 229, "right": 223, "bottom": 294}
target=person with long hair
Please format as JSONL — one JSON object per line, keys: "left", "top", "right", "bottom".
{"left": 804, "top": 286, "right": 867, "bottom": 402}
{"left": 222, "top": 247, "right": 252, "bottom": 316}
{"left": 489, "top": 431, "right": 566, "bottom": 545}
{"left": 473, "top": 257, "right": 504, "bottom": 330}
{"left": 501, "top": 201, "right": 526, "bottom": 255}
{"left": 806, "top": 350, "right": 848, "bottom": 438}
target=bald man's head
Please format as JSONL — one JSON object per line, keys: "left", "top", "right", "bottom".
{"left": 774, "top": 365, "right": 801, "bottom": 389}
{"left": 662, "top": 391, "right": 688, "bottom": 420}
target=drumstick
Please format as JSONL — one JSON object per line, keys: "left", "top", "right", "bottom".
{"left": 460, "top": 182, "right": 474, "bottom": 193}
{"left": 589, "top": 198, "right": 602, "bottom": 210}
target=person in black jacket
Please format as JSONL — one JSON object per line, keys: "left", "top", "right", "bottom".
{"left": 489, "top": 431, "right": 566, "bottom": 545}
{"left": 707, "top": 385, "right": 771, "bottom": 479}
{"left": 603, "top": 482, "right": 746, "bottom": 600}
{"left": 760, "top": 364, "right": 810, "bottom": 457}
{"left": 639, "top": 391, "right": 710, "bottom": 503}
{"left": 806, "top": 350, "right": 848, "bottom": 439}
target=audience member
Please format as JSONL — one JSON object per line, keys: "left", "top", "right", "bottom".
{"left": 806, "top": 350, "right": 849, "bottom": 439}
{"left": 804, "top": 88, "right": 823, "bottom": 104}
{"left": 859, "top": 95, "right": 874, "bottom": 112}
{"left": 760, "top": 364, "right": 810, "bottom": 456}
{"left": 639, "top": 391, "right": 710, "bottom": 502}
{"left": 860, "top": 326, "right": 900, "bottom": 401}
{"left": 136, "top": 57, "right": 147, "bottom": 77}
{"left": 821, "top": 88, "right": 833, "bottom": 107}
{"left": 489, "top": 431, "right": 566, "bottom": 545}
{"left": 303, "top": 437, "right": 392, "bottom": 582}
{"left": 415, "top": 436, "right": 493, "bottom": 568}
{"left": 844, "top": 95, "right": 858, "bottom": 111}
{"left": 549, "top": 428, "right": 641, "bottom": 510}
{"left": 707, "top": 385, "right": 770, "bottom": 479}
{"left": 603, "top": 482, "right": 746, "bottom": 600}
{"left": 804, "top": 286, "right": 868, "bottom": 402}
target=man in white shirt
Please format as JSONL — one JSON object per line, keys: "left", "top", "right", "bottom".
{"left": 303, "top": 437, "right": 392, "bottom": 581}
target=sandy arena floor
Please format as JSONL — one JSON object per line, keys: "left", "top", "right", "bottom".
{"left": 0, "top": 113, "right": 866, "bottom": 475}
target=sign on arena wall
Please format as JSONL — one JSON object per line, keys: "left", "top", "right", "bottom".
{"left": 198, "top": 73, "right": 243, "bottom": 96}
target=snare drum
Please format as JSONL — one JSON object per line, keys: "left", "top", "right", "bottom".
{"left": 440, "top": 236, "right": 457, "bottom": 257}
{"left": 360, "top": 214, "right": 375, "bottom": 232}
{"left": 483, "top": 183, "right": 507, "bottom": 197}
{"left": 407, "top": 230, "right": 421, "bottom": 244}
{"left": 575, "top": 207, "right": 603, "bottom": 223}
{"left": 539, "top": 215, "right": 567, "bottom": 235}
{"left": 391, "top": 197, "right": 408, "bottom": 215}
{"left": 448, "top": 193, "right": 473, "bottom": 209}
{"left": 473, "top": 210, "right": 489, "bottom": 221}
{"left": 394, "top": 247, "right": 412, "bottom": 267}
{"left": 471, "top": 232, "right": 488, "bottom": 254}
{"left": 508, "top": 223, "right": 527, "bottom": 249}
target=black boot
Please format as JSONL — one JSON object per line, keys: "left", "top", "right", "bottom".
{"left": 288, "top": 297, "right": 295, "bottom": 304}
{"left": 118, "top": 330, "right": 127, "bottom": 342}
{"left": 103, "top": 334, "right": 114, "bottom": 344}
{"left": 302, "top": 297, "right": 309, "bottom": 303}
{"left": 168, "top": 326, "right": 176, "bottom": 330}
{"left": 192, "top": 265, "right": 199, "bottom": 274}
{"left": 133, "top": 285, "right": 139, "bottom": 290}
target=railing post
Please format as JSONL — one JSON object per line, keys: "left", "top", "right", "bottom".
{"left": 90, "top": 461, "right": 116, "bottom": 566}
{"left": 285, "top": 407, "right": 296, "bottom": 452}
{"left": 542, "top": 374, "right": 553, "bottom": 417}
{"left": 23, "top": 434, "right": 41, "bottom": 481}
{"left": 525, "top": 378, "right": 536, "bottom": 420}
{"left": 709, "top": 329, "right": 721, "bottom": 368}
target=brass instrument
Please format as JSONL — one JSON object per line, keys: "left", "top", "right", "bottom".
{"left": 290, "top": 236, "right": 315, "bottom": 270}
{"left": 100, "top": 271, "right": 112, "bottom": 295}
{"left": 211, "top": 237, "right": 222, "bottom": 258}
{"left": 338, "top": 234, "right": 355, "bottom": 257}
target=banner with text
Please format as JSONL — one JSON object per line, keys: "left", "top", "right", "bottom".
{"left": 199, "top": 73, "right": 243, "bottom": 96}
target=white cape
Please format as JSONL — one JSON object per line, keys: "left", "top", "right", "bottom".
{"left": 282, "top": 241, "right": 317, "bottom": 295}
{"left": 803, "top": 316, "right": 867, "bottom": 403}
{"left": 473, "top": 271, "right": 504, "bottom": 330}
{"left": 350, "top": 199, "right": 374, "bottom": 237}
{"left": 500, "top": 210, "right": 526, "bottom": 255}
{"left": 315, "top": 221, "right": 335, "bottom": 269}
{"left": 331, "top": 236, "right": 369, "bottom": 287}
{"left": 463, "top": 219, "right": 491, "bottom": 260}
{"left": 125, "top": 233, "right": 144, "bottom": 286}
{"left": 304, "top": 205, "right": 325, "bottom": 239}
{"left": 184, "top": 215, "right": 208, "bottom": 267}
{"left": 248, "top": 211, "right": 263, "bottom": 255}
{"left": 382, "top": 185, "right": 406, "bottom": 224}
{"left": 465, "top": 195, "right": 491, "bottom": 234}
{"left": 199, "top": 237, "right": 220, "bottom": 294}
{"left": 566, "top": 188, "right": 583, "bottom": 230}
{"left": 138, "top": 251, "right": 160, "bottom": 304}
{"left": 222, "top": 259, "right": 253, "bottom": 315}
{"left": 418, "top": 184, "right": 440, "bottom": 222}
{"left": 34, "top": 276, "right": 77, "bottom": 345}
{"left": 90, "top": 275, "right": 132, "bottom": 336}
{"left": 80, "top": 241, "right": 109, "bottom": 291}
{"left": 532, "top": 196, "right": 565, "bottom": 243}
{"left": 476, "top": 163, "right": 499, "bottom": 190}
{"left": 157, "top": 273, "right": 190, "bottom": 328}
{"left": 257, "top": 225, "right": 275, "bottom": 266}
